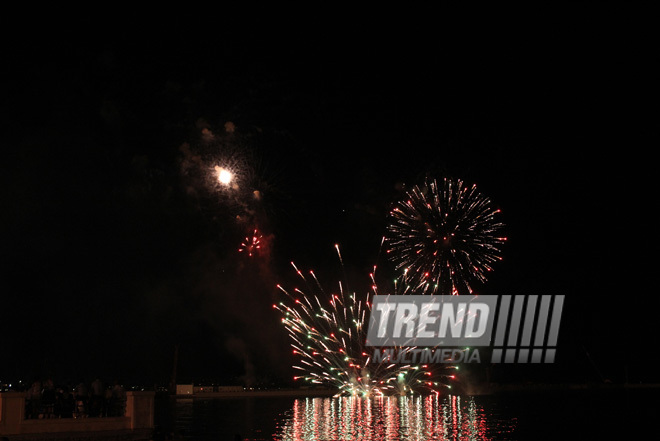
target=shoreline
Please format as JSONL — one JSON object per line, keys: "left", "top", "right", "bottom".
{"left": 171, "top": 388, "right": 337, "bottom": 399}
{"left": 168, "top": 382, "right": 660, "bottom": 399}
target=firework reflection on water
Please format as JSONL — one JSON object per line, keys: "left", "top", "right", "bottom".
{"left": 275, "top": 394, "right": 515, "bottom": 441}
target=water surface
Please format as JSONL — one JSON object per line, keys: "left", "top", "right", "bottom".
{"left": 155, "top": 388, "right": 656, "bottom": 440}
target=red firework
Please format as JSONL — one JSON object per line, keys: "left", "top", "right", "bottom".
{"left": 239, "top": 229, "right": 263, "bottom": 257}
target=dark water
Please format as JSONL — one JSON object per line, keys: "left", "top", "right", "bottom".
{"left": 154, "top": 388, "right": 657, "bottom": 440}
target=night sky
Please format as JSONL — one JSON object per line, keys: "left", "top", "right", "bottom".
{"left": 1, "top": 10, "right": 655, "bottom": 388}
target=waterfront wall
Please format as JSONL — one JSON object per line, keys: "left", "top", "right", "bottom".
{"left": 0, "top": 391, "right": 154, "bottom": 441}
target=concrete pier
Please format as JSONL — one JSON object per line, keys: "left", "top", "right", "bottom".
{"left": 0, "top": 391, "right": 154, "bottom": 440}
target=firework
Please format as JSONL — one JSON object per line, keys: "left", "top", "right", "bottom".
{"left": 178, "top": 123, "right": 282, "bottom": 229}
{"left": 238, "top": 229, "right": 263, "bottom": 257}
{"left": 215, "top": 166, "right": 233, "bottom": 186}
{"left": 274, "top": 246, "right": 457, "bottom": 397}
{"left": 385, "top": 177, "right": 506, "bottom": 296}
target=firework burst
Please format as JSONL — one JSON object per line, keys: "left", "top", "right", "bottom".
{"left": 273, "top": 246, "right": 457, "bottom": 397}
{"left": 385, "top": 177, "right": 506, "bottom": 296}
{"left": 238, "top": 229, "right": 263, "bottom": 257}
{"left": 178, "top": 122, "right": 286, "bottom": 232}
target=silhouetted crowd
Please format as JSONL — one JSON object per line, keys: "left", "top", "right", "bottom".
{"left": 24, "top": 377, "right": 126, "bottom": 419}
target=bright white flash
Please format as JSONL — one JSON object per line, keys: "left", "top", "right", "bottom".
{"left": 218, "top": 168, "right": 232, "bottom": 185}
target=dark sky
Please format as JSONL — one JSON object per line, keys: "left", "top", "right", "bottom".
{"left": 1, "top": 10, "right": 655, "bottom": 387}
